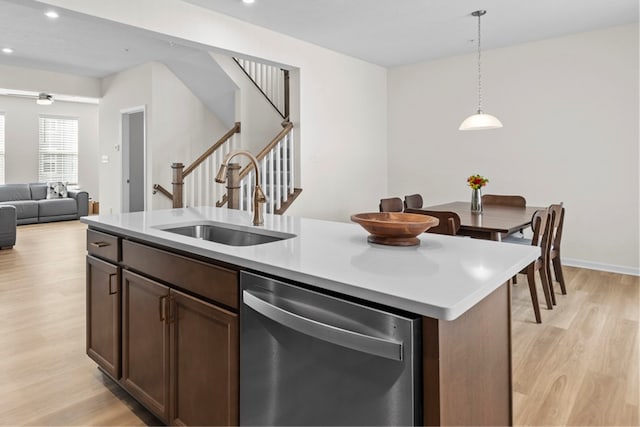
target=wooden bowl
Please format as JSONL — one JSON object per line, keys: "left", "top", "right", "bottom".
{"left": 350, "top": 212, "right": 439, "bottom": 246}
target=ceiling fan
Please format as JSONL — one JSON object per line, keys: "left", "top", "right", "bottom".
{"left": 0, "top": 88, "right": 99, "bottom": 105}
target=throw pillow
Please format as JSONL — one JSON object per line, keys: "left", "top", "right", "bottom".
{"left": 46, "top": 181, "right": 68, "bottom": 199}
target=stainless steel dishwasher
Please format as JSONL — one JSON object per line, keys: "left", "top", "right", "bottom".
{"left": 240, "top": 271, "right": 421, "bottom": 426}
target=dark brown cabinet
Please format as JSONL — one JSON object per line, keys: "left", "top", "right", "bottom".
{"left": 119, "top": 269, "right": 239, "bottom": 425}
{"left": 86, "top": 255, "right": 121, "bottom": 379}
{"left": 170, "top": 290, "right": 238, "bottom": 426}
{"left": 121, "top": 270, "right": 171, "bottom": 422}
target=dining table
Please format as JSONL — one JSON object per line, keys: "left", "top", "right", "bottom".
{"left": 406, "top": 201, "right": 543, "bottom": 241}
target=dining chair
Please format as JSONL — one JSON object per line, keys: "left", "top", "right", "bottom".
{"left": 548, "top": 203, "right": 567, "bottom": 298}
{"left": 508, "top": 208, "right": 554, "bottom": 323}
{"left": 403, "top": 194, "right": 423, "bottom": 210}
{"left": 379, "top": 197, "right": 403, "bottom": 212}
{"left": 481, "top": 194, "right": 526, "bottom": 207}
{"left": 482, "top": 194, "right": 527, "bottom": 239}
{"left": 418, "top": 210, "right": 460, "bottom": 236}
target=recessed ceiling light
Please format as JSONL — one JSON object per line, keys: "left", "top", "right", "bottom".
{"left": 242, "top": 0, "right": 255, "bottom": 4}
{"left": 2, "top": 47, "right": 13, "bottom": 54}
{"left": 44, "top": 10, "right": 59, "bottom": 19}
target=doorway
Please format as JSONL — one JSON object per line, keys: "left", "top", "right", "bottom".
{"left": 121, "top": 107, "right": 146, "bottom": 213}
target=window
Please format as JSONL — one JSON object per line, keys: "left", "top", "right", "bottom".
{"left": 0, "top": 113, "right": 4, "bottom": 184}
{"left": 38, "top": 116, "right": 78, "bottom": 184}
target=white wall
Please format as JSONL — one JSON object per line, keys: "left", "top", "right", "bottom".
{"left": 99, "top": 63, "right": 153, "bottom": 214}
{"left": 0, "top": 63, "right": 101, "bottom": 98}
{"left": 37, "top": 0, "right": 389, "bottom": 223}
{"left": 0, "top": 65, "right": 99, "bottom": 197}
{"left": 388, "top": 24, "right": 639, "bottom": 273}
{"left": 149, "top": 62, "right": 228, "bottom": 210}
{"left": 99, "top": 61, "right": 229, "bottom": 214}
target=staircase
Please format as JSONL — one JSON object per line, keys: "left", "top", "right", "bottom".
{"left": 218, "top": 122, "right": 301, "bottom": 215}
{"left": 153, "top": 56, "right": 301, "bottom": 215}
{"left": 154, "top": 122, "right": 301, "bottom": 215}
{"left": 234, "top": 57, "right": 289, "bottom": 119}
{"left": 153, "top": 122, "right": 241, "bottom": 208}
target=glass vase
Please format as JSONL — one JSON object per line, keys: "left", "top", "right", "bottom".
{"left": 471, "top": 188, "right": 482, "bottom": 213}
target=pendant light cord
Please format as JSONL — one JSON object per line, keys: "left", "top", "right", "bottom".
{"left": 476, "top": 11, "right": 482, "bottom": 114}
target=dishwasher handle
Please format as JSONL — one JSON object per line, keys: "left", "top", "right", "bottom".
{"left": 243, "top": 289, "right": 403, "bottom": 361}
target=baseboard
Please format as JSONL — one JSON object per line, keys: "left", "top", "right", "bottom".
{"left": 562, "top": 257, "right": 640, "bottom": 277}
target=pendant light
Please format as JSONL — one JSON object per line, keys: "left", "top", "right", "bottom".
{"left": 459, "top": 10, "right": 502, "bottom": 131}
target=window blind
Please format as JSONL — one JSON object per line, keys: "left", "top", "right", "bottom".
{"left": 38, "top": 116, "right": 78, "bottom": 184}
{"left": 0, "top": 114, "right": 4, "bottom": 185}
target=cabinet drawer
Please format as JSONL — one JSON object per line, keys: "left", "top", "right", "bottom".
{"left": 122, "top": 240, "right": 239, "bottom": 309}
{"left": 87, "top": 229, "right": 120, "bottom": 262}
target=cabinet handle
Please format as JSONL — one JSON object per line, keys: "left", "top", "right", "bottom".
{"left": 159, "top": 295, "right": 167, "bottom": 321}
{"left": 167, "top": 295, "right": 175, "bottom": 324}
{"left": 90, "top": 241, "right": 110, "bottom": 248}
{"left": 108, "top": 273, "right": 118, "bottom": 295}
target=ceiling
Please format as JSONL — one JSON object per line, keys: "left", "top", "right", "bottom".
{"left": 0, "top": 0, "right": 637, "bottom": 81}
{"left": 0, "top": 0, "right": 206, "bottom": 78}
{"left": 183, "top": 0, "right": 639, "bottom": 67}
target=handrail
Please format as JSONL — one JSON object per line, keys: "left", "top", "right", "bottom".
{"left": 233, "top": 58, "right": 288, "bottom": 120}
{"left": 238, "top": 122, "right": 294, "bottom": 180}
{"left": 152, "top": 184, "right": 173, "bottom": 201}
{"left": 183, "top": 122, "right": 241, "bottom": 178}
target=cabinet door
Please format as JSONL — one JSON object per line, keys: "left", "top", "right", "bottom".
{"left": 169, "top": 289, "right": 239, "bottom": 426}
{"left": 86, "top": 255, "right": 120, "bottom": 379}
{"left": 121, "top": 270, "right": 170, "bottom": 423}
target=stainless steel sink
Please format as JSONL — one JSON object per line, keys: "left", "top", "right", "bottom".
{"left": 158, "top": 223, "right": 295, "bottom": 246}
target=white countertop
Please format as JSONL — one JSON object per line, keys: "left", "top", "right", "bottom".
{"left": 81, "top": 207, "right": 539, "bottom": 320}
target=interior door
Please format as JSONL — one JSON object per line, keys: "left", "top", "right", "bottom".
{"left": 121, "top": 108, "right": 145, "bottom": 213}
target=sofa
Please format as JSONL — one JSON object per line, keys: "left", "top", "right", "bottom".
{"left": 0, "top": 183, "right": 89, "bottom": 225}
{"left": 0, "top": 205, "right": 16, "bottom": 249}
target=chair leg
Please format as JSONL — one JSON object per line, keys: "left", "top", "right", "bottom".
{"left": 539, "top": 266, "right": 553, "bottom": 310}
{"left": 546, "top": 261, "right": 556, "bottom": 306}
{"left": 526, "top": 268, "right": 542, "bottom": 323}
{"left": 553, "top": 256, "right": 567, "bottom": 295}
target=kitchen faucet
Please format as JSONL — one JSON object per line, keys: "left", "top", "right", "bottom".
{"left": 215, "top": 150, "right": 266, "bottom": 226}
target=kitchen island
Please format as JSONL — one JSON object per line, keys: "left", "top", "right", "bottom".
{"left": 82, "top": 207, "right": 538, "bottom": 426}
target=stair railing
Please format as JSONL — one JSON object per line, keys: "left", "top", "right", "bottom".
{"left": 234, "top": 57, "right": 290, "bottom": 119}
{"left": 217, "top": 122, "right": 298, "bottom": 214}
{"left": 169, "top": 122, "right": 241, "bottom": 208}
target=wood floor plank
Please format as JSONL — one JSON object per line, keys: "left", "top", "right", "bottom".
{"left": 512, "top": 265, "right": 639, "bottom": 427}
{"left": 1, "top": 221, "right": 638, "bottom": 426}
{"left": 565, "top": 371, "right": 628, "bottom": 426}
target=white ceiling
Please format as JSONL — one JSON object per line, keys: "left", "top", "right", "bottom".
{"left": 184, "top": 0, "right": 638, "bottom": 67}
{"left": 0, "top": 0, "right": 637, "bottom": 79}
{"left": 0, "top": 0, "right": 206, "bottom": 78}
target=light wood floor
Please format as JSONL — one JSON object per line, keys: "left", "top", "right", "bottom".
{"left": 0, "top": 221, "right": 638, "bottom": 426}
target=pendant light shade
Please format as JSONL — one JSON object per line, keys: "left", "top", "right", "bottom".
{"left": 459, "top": 112, "right": 503, "bottom": 130}
{"left": 459, "top": 10, "right": 502, "bottom": 131}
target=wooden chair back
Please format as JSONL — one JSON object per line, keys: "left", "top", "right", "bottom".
{"left": 403, "top": 194, "right": 423, "bottom": 210}
{"left": 379, "top": 197, "right": 403, "bottom": 212}
{"left": 549, "top": 203, "right": 564, "bottom": 250}
{"left": 523, "top": 207, "right": 553, "bottom": 323}
{"left": 548, "top": 203, "right": 567, "bottom": 296}
{"left": 481, "top": 194, "right": 526, "bottom": 207}
{"left": 530, "top": 208, "right": 552, "bottom": 258}
{"left": 418, "top": 210, "right": 461, "bottom": 236}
